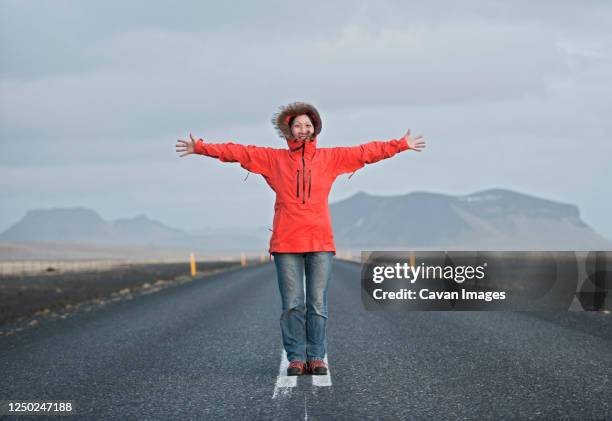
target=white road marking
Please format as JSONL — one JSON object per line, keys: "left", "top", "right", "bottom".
{"left": 272, "top": 349, "right": 296, "bottom": 399}
{"left": 311, "top": 354, "right": 332, "bottom": 387}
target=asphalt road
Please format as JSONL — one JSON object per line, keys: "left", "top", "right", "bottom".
{"left": 1, "top": 260, "right": 611, "bottom": 420}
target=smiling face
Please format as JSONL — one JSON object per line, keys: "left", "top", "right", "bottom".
{"left": 290, "top": 114, "right": 315, "bottom": 141}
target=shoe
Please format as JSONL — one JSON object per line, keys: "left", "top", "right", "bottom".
{"left": 287, "top": 360, "right": 305, "bottom": 376}
{"left": 307, "top": 359, "right": 328, "bottom": 375}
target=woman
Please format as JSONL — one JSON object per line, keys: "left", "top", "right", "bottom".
{"left": 175, "top": 102, "right": 426, "bottom": 376}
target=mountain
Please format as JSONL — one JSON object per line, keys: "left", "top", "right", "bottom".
{"left": 330, "top": 189, "right": 610, "bottom": 250}
{"left": 0, "top": 208, "right": 114, "bottom": 243}
{"left": 111, "top": 215, "right": 187, "bottom": 244}
{"left": 0, "top": 208, "right": 184, "bottom": 245}
{"left": 0, "top": 208, "right": 268, "bottom": 252}
{"left": 0, "top": 189, "right": 609, "bottom": 256}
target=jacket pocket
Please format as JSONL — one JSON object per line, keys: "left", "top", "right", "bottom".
{"left": 296, "top": 169, "right": 300, "bottom": 198}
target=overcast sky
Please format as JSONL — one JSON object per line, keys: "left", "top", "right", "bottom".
{"left": 1, "top": 0, "right": 611, "bottom": 241}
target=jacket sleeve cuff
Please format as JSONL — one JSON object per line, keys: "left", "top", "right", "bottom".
{"left": 194, "top": 139, "right": 206, "bottom": 155}
{"left": 398, "top": 137, "right": 410, "bottom": 151}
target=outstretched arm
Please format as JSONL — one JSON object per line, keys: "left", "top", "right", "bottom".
{"left": 331, "top": 129, "right": 426, "bottom": 176}
{"left": 176, "top": 133, "right": 273, "bottom": 176}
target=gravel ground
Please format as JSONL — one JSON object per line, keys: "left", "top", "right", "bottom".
{"left": 0, "top": 260, "right": 257, "bottom": 332}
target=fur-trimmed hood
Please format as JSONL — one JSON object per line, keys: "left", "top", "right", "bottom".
{"left": 272, "top": 102, "right": 322, "bottom": 140}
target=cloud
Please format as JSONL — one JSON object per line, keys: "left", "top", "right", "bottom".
{"left": 1, "top": 0, "right": 611, "bottom": 239}
{"left": 0, "top": 1, "right": 592, "bottom": 142}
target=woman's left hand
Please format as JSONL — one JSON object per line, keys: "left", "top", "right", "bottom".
{"left": 402, "top": 129, "right": 426, "bottom": 152}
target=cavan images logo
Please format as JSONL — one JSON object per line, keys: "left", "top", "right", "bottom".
{"left": 360, "top": 251, "right": 611, "bottom": 311}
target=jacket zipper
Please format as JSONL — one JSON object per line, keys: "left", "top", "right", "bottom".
{"left": 302, "top": 147, "right": 306, "bottom": 204}
{"left": 296, "top": 170, "right": 300, "bottom": 198}
{"left": 308, "top": 169, "right": 312, "bottom": 199}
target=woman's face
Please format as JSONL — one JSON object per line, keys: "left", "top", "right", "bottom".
{"left": 291, "top": 114, "right": 314, "bottom": 141}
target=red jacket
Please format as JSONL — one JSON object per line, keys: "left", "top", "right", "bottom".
{"left": 194, "top": 136, "right": 410, "bottom": 255}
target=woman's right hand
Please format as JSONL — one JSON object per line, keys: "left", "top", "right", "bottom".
{"left": 175, "top": 133, "right": 199, "bottom": 157}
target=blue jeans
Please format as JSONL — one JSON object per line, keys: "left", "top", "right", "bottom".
{"left": 273, "top": 252, "right": 334, "bottom": 362}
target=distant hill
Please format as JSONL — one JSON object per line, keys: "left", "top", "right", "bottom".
{"left": 0, "top": 208, "right": 268, "bottom": 255}
{"left": 0, "top": 208, "right": 185, "bottom": 244}
{"left": 0, "top": 189, "right": 609, "bottom": 259}
{"left": 330, "top": 189, "right": 611, "bottom": 250}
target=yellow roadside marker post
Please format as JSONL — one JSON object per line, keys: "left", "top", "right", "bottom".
{"left": 190, "top": 253, "right": 197, "bottom": 277}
